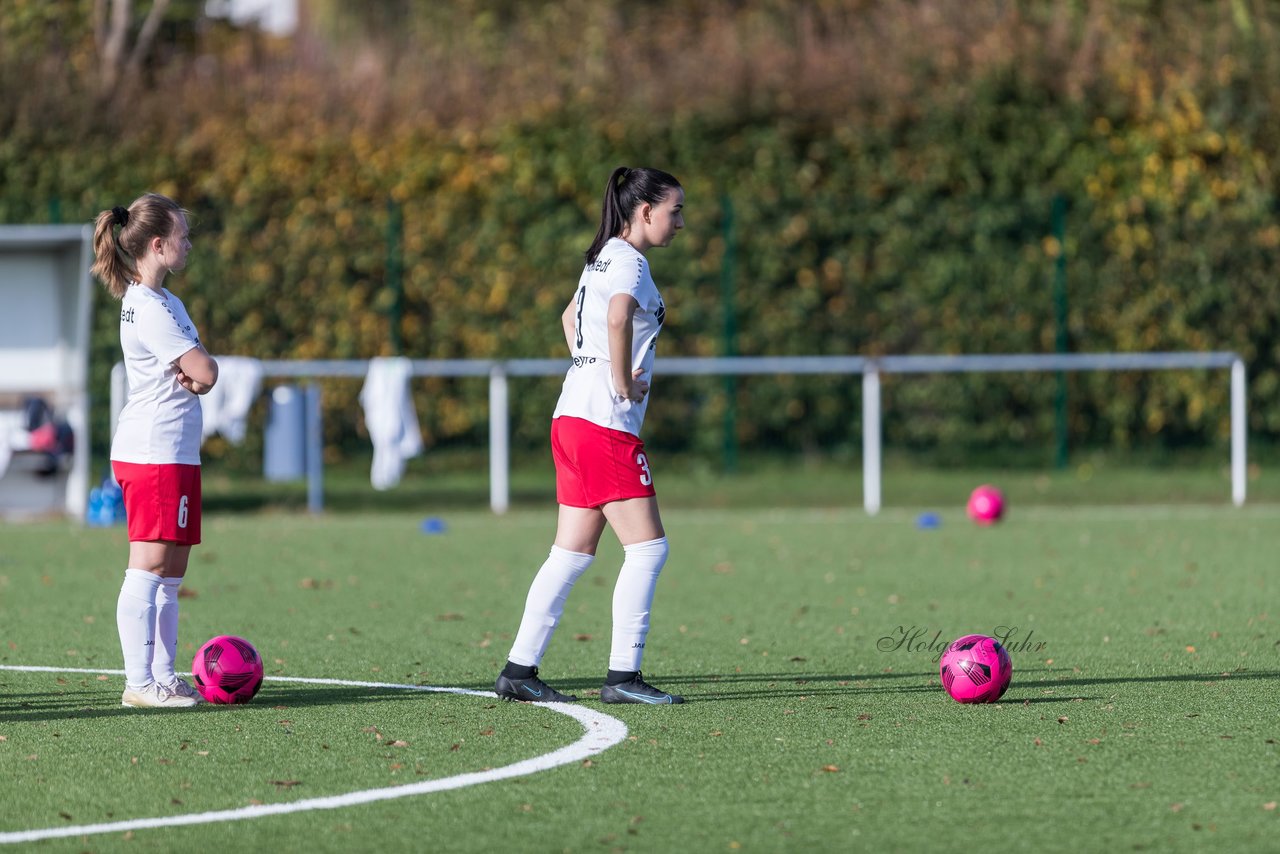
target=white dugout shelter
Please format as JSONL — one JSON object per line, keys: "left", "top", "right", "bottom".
{"left": 0, "top": 225, "right": 94, "bottom": 519}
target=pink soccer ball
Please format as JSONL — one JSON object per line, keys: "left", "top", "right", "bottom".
{"left": 939, "top": 634, "right": 1013, "bottom": 703}
{"left": 966, "top": 485, "right": 1004, "bottom": 525}
{"left": 192, "top": 635, "right": 264, "bottom": 704}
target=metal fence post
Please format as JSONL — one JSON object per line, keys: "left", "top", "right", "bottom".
{"left": 1231, "top": 358, "right": 1247, "bottom": 507}
{"left": 489, "top": 364, "right": 510, "bottom": 514}
{"left": 305, "top": 383, "right": 324, "bottom": 514}
{"left": 862, "top": 367, "right": 881, "bottom": 516}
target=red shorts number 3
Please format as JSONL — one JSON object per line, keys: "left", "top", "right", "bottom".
{"left": 552, "top": 416, "right": 657, "bottom": 509}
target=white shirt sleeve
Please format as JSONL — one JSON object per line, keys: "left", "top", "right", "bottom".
{"left": 136, "top": 298, "right": 200, "bottom": 366}
{"left": 604, "top": 253, "right": 649, "bottom": 300}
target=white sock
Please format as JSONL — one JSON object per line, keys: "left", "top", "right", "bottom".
{"left": 507, "top": 546, "right": 595, "bottom": 667}
{"left": 609, "top": 537, "right": 670, "bottom": 672}
{"left": 152, "top": 577, "right": 184, "bottom": 686}
{"left": 116, "top": 568, "right": 162, "bottom": 689}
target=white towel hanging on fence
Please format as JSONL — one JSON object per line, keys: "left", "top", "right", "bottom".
{"left": 200, "top": 356, "right": 265, "bottom": 444}
{"left": 359, "top": 357, "right": 423, "bottom": 490}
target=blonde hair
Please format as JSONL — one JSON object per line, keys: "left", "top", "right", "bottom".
{"left": 91, "top": 193, "right": 187, "bottom": 299}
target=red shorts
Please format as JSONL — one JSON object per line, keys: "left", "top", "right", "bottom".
{"left": 112, "top": 461, "right": 202, "bottom": 545}
{"left": 551, "top": 416, "right": 656, "bottom": 509}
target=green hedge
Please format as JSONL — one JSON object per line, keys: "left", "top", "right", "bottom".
{"left": 2, "top": 2, "right": 1277, "bottom": 465}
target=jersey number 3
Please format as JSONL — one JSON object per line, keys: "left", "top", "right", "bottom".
{"left": 574, "top": 285, "right": 586, "bottom": 349}
{"left": 636, "top": 453, "right": 652, "bottom": 487}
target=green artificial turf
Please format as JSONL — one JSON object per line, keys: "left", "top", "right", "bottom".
{"left": 2, "top": 499, "right": 1278, "bottom": 852}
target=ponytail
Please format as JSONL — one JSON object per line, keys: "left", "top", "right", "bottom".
{"left": 584, "top": 166, "right": 681, "bottom": 265}
{"left": 91, "top": 193, "right": 186, "bottom": 299}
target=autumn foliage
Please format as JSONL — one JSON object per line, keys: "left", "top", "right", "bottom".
{"left": 2, "top": 1, "right": 1278, "bottom": 461}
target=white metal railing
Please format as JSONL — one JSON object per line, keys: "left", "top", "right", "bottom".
{"left": 111, "top": 352, "right": 1247, "bottom": 514}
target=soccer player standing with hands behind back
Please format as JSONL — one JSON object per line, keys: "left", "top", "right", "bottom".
{"left": 496, "top": 166, "right": 687, "bottom": 705}
{"left": 92, "top": 193, "right": 218, "bottom": 709}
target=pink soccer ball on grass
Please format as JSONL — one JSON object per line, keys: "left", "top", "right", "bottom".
{"left": 939, "top": 634, "right": 1013, "bottom": 704}
{"left": 192, "top": 635, "right": 264, "bottom": 704}
{"left": 966, "top": 485, "right": 1004, "bottom": 525}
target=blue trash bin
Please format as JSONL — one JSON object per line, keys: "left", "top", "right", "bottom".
{"left": 264, "top": 385, "right": 306, "bottom": 482}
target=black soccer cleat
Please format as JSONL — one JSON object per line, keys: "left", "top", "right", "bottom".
{"left": 494, "top": 669, "right": 579, "bottom": 703}
{"left": 599, "top": 672, "right": 684, "bottom": 705}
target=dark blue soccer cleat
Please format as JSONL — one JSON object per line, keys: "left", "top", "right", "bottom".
{"left": 494, "top": 668, "right": 579, "bottom": 703}
{"left": 599, "top": 672, "right": 684, "bottom": 705}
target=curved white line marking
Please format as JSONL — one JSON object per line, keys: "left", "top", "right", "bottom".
{"left": 0, "top": 665, "right": 628, "bottom": 845}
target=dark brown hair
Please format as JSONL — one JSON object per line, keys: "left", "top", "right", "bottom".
{"left": 585, "top": 166, "right": 682, "bottom": 265}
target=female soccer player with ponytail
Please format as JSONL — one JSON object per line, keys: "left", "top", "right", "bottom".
{"left": 496, "top": 167, "right": 686, "bottom": 704}
{"left": 91, "top": 193, "right": 218, "bottom": 709}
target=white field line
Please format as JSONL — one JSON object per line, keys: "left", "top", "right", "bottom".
{"left": 0, "top": 666, "right": 628, "bottom": 845}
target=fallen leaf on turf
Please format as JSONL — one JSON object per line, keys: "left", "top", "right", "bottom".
{"left": 58, "top": 812, "right": 72, "bottom": 821}
{"left": 709, "top": 731, "right": 723, "bottom": 737}
{"left": 0, "top": 736, "right": 6, "bottom": 742}
{"left": 436, "top": 613, "right": 464, "bottom": 621}
{"left": 1034, "top": 739, "right": 1042, "bottom": 746}
{"left": 1130, "top": 782, "right": 1151, "bottom": 789}
{"left": 574, "top": 634, "right": 592, "bottom": 641}
{"left": 479, "top": 728, "right": 495, "bottom": 736}
{"left": 857, "top": 713, "right": 872, "bottom": 721}
{"left": 1057, "top": 717, "right": 1069, "bottom": 724}
{"left": 821, "top": 765, "right": 839, "bottom": 772}
{"left": 171, "top": 798, "right": 183, "bottom": 805}
{"left": 1263, "top": 802, "right": 1276, "bottom": 811}
{"left": 389, "top": 740, "right": 409, "bottom": 748}
{"left": 1170, "top": 803, "right": 1185, "bottom": 813}
{"left": 196, "top": 751, "right": 209, "bottom": 756}
{"left": 581, "top": 759, "right": 594, "bottom": 768}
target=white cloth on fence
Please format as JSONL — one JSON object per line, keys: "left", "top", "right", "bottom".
{"left": 359, "top": 357, "right": 423, "bottom": 490}
{"left": 200, "top": 356, "right": 265, "bottom": 444}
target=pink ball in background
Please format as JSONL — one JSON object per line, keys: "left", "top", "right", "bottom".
{"left": 939, "top": 634, "right": 1013, "bottom": 703}
{"left": 966, "top": 484, "right": 1004, "bottom": 525}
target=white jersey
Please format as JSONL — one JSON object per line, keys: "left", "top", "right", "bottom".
{"left": 111, "top": 284, "right": 204, "bottom": 465}
{"left": 553, "top": 238, "right": 665, "bottom": 437}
